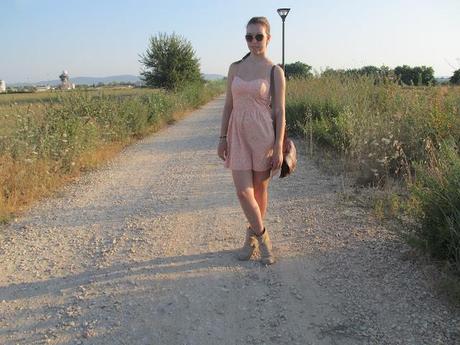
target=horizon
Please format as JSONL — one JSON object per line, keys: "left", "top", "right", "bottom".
{"left": 1, "top": 0, "right": 460, "bottom": 84}
{"left": 3, "top": 70, "right": 455, "bottom": 87}
{"left": 4, "top": 73, "right": 225, "bottom": 86}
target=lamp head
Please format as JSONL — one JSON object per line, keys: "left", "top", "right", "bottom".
{"left": 277, "top": 8, "right": 290, "bottom": 20}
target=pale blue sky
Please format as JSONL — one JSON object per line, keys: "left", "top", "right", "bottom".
{"left": 1, "top": 0, "right": 459, "bottom": 83}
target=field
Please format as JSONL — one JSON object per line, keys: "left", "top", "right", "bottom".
{"left": 284, "top": 76, "right": 460, "bottom": 275}
{"left": 0, "top": 87, "right": 162, "bottom": 105}
{"left": 0, "top": 82, "right": 225, "bottom": 222}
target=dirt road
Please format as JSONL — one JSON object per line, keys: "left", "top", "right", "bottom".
{"left": 0, "top": 95, "right": 459, "bottom": 344}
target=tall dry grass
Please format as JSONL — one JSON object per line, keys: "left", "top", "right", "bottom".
{"left": 287, "top": 76, "right": 460, "bottom": 184}
{"left": 286, "top": 75, "right": 460, "bottom": 275}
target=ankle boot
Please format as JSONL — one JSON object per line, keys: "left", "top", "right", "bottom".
{"left": 257, "top": 228, "right": 275, "bottom": 265}
{"left": 237, "top": 227, "right": 258, "bottom": 261}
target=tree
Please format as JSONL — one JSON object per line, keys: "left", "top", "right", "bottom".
{"left": 394, "top": 65, "right": 435, "bottom": 86}
{"left": 284, "top": 61, "right": 313, "bottom": 79}
{"left": 139, "top": 32, "right": 202, "bottom": 90}
{"left": 394, "top": 65, "right": 413, "bottom": 85}
{"left": 450, "top": 69, "right": 460, "bottom": 85}
{"left": 359, "top": 65, "right": 380, "bottom": 76}
{"left": 321, "top": 67, "right": 343, "bottom": 78}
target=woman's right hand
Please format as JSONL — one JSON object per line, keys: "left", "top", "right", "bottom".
{"left": 217, "top": 140, "right": 227, "bottom": 161}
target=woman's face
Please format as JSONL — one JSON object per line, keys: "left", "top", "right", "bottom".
{"left": 246, "top": 23, "right": 270, "bottom": 55}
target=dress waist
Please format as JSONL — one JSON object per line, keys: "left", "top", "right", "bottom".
{"left": 233, "top": 100, "right": 270, "bottom": 112}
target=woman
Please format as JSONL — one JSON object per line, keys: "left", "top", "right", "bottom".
{"left": 217, "top": 16, "right": 286, "bottom": 265}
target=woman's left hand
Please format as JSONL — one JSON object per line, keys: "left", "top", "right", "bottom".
{"left": 271, "top": 147, "right": 283, "bottom": 172}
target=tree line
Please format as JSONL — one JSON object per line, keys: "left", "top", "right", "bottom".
{"left": 285, "top": 61, "right": 460, "bottom": 86}
{"left": 138, "top": 32, "right": 460, "bottom": 89}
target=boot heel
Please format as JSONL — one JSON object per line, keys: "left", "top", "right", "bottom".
{"left": 237, "top": 227, "right": 258, "bottom": 261}
{"left": 257, "top": 228, "right": 275, "bottom": 265}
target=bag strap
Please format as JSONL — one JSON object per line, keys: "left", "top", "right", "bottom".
{"left": 270, "top": 65, "right": 287, "bottom": 143}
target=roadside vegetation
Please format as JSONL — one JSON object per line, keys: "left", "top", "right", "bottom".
{"left": 284, "top": 62, "right": 460, "bottom": 303}
{"left": 0, "top": 32, "right": 225, "bottom": 223}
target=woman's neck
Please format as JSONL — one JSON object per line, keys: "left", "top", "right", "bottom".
{"left": 247, "top": 52, "right": 268, "bottom": 64}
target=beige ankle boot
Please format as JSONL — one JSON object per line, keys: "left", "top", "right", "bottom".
{"left": 257, "top": 228, "right": 275, "bottom": 265}
{"left": 237, "top": 227, "right": 258, "bottom": 261}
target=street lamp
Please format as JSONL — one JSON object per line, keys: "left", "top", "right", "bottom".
{"left": 277, "top": 8, "right": 290, "bottom": 72}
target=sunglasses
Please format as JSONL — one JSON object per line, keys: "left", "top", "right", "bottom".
{"left": 245, "top": 33, "right": 265, "bottom": 42}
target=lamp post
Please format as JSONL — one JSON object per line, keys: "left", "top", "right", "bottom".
{"left": 277, "top": 8, "right": 290, "bottom": 72}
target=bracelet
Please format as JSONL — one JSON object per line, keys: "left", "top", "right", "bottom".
{"left": 219, "top": 135, "right": 227, "bottom": 139}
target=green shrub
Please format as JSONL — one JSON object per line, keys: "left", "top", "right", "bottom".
{"left": 286, "top": 76, "right": 460, "bottom": 184}
{"left": 140, "top": 32, "right": 202, "bottom": 90}
{"left": 0, "top": 81, "right": 225, "bottom": 217}
{"left": 409, "top": 138, "right": 460, "bottom": 270}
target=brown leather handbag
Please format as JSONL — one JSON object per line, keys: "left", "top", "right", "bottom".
{"left": 270, "top": 65, "right": 297, "bottom": 178}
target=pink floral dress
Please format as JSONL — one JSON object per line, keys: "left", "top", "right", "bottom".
{"left": 224, "top": 68, "right": 275, "bottom": 171}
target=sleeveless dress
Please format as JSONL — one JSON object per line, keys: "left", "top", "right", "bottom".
{"left": 224, "top": 67, "right": 275, "bottom": 171}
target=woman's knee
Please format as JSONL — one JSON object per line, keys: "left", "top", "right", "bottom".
{"left": 236, "top": 188, "right": 254, "bottom": 201}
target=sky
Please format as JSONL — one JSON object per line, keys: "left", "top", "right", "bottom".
{"left": 1, "top": 0, "right": 460, "bottom": 83}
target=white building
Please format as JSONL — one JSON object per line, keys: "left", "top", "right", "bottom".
{"left": 59, "top": 70, "right": 75, "bottom": 90}
{"left": 0, "top": 80, "right": 6, "bottom": 93}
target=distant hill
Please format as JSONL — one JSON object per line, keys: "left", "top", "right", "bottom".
{"left": 203, "top": 74, "right": 225, "bottom": 81}
{"left": 9, "top": 73, "right": 225, "bottom": 87}
{"left": 71, "top": 75, "right": 141, "bottom": 85}
{"left": 435, "top": 76, "right": 451, "bottom": 84}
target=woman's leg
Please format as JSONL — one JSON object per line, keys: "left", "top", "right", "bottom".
{"left": 231, "top": 170, "right": 264, "bottom": 234}
{"left": 253, "top": 169, "right": 271, "bottom": 220}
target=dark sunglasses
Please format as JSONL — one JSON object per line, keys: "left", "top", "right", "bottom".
{"left": 245, "top": 33, "right": 265, "bottom": 42}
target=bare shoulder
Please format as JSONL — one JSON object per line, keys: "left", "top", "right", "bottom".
{"left": 227, "top": 62, "right": 239, "bottom": 78}
{"left": 273, "top": 64, "right": 285, "bottom": 78}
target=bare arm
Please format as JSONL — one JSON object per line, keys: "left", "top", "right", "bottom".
{"left": 273, "top": 65, "right": 286, "bottom": 151}
{"left": 219, "top": 63, "right": 237, "bottom": 137}
{"left": 217, "top": 63, "right": 236, "bottom": 160}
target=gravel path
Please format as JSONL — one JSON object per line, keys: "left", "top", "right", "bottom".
{"left": 0, "top": 95, "right": 459, "bottom": 345}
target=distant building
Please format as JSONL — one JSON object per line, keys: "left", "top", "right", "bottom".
{"left": 58, "top": 70, "right": 75, "bottom": 90}
{"left": 35, "top": 85, "right": 51, "bottom": 92}
{"left": 0, "top": 80, "right": 6, "bottom": 93}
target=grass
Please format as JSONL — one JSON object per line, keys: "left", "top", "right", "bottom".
{"left": 0, "top": 81, "right": 225, "bottom": 223}
{"left": 285, "top": 75, "right": 460, "bottom": 302}
{"left": 287, "top": 77, "right": 460, "bottom": 185}
{"left": 0, "top": 87, "right": 163, "bottom": 105}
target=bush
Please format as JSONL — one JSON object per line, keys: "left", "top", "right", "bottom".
{"left": 394, "top": 65, "right": 436, "bottom": 86}
{"left": 285, "top": 61, "right": 313, "bottom": 80}
{"left": 286, "top": 75, "right": 460, "bottom": 184}
{"left": 409, "top": 138, "right": 460, "bottom": 271}
{"left": 0, "top": 81, "right": 225, "bottom": 221}
{"left": 139, "top": 32, "right": 202, "bottom": 90}
{"left": 451, "top": 69, "right": 460, "bottom": 85}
